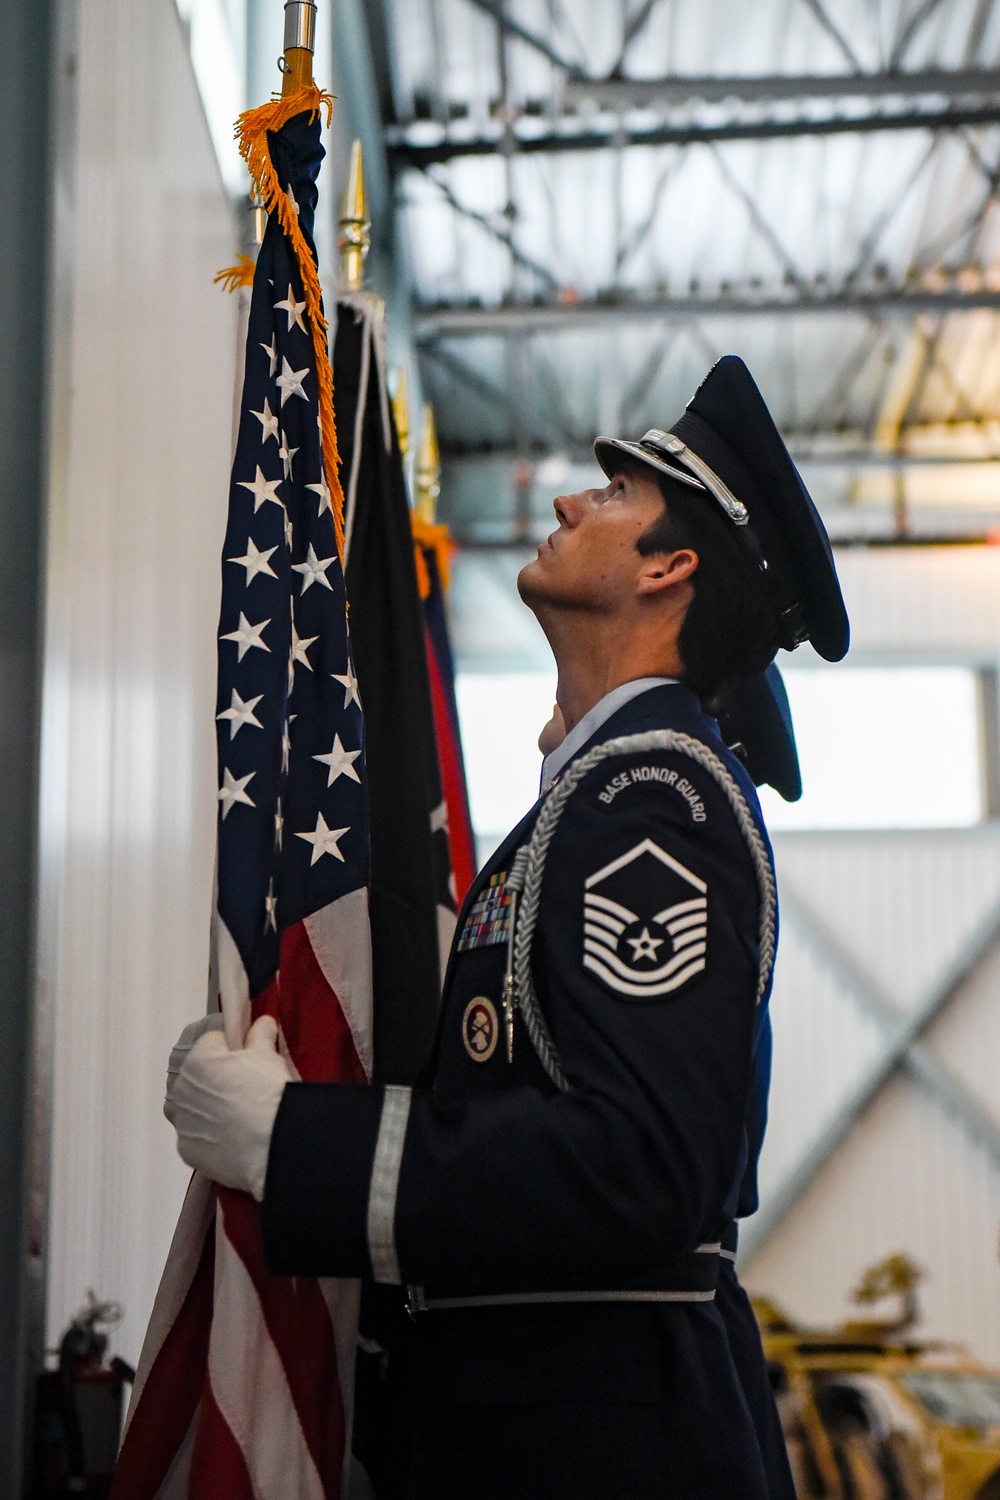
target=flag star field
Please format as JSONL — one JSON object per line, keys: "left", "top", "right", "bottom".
{"left": 215, "top": 166, "right": 367, "bottom": 1001}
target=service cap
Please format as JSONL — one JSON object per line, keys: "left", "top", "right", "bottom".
{"left": 594, "top": 355, "right": 849, "bottom": 662}
{"left": 714, "top": 663, "right": 801, "bottom": 803}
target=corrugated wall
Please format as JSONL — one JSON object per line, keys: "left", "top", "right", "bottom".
{"left": 743, "top": 546, "right": 1000, "bottom": 1365}
{"left": 39, "top": 0, "right": 238, "bottom": 1365}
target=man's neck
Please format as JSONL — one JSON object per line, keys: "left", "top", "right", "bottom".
{"left": 544, "top": 618, "right": 685, "bottom": 734}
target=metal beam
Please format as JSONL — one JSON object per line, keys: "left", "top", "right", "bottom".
{"left": 890, "top": 0, "right": 951, "bottom": 70}
{"left": 779, "top": 889, "right": 1000, "bottom": 1170}
{"left": 388, "top": 99, "right": 1000, "bottom": 168}
{"left": 413, "top": 170, "right": 561, "bottom": 290}
{"left": 414, "top": 285, "right": 1000, "bottom": 340}
{"left": 562, "top": 66, "right": 1000, "bottom": 109}
{"left": 0, "top": 0, "right": 51, "bottom": 1489}
{"left": 435, "top": 435, "right": 1000, "bottom": 468}
{"left": 463, "top": 0, "right": 583, "bottom": 74}
{"left": 740, "top": 894, "right": 1000, "bottom": 1264}
{"left": 796, "top": 0, "right": 864, "bottom": 70}
{"left": 362, "top": 0, "right": 400, "bottom": 125}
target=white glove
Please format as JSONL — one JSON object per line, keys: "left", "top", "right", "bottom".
{"left": 165, "top": 1013, "right": 225, "bottom": 1111}
{"left": 164, "top": 1015, "right": 294, "bottom": 1201}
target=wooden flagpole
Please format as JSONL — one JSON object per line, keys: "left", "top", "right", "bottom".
{"left": 281, "top": 0, "right": 316, "bottom": 92}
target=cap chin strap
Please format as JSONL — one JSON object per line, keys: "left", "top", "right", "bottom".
{"left": 640, "top": 430, "right": 749, "bottom": 526}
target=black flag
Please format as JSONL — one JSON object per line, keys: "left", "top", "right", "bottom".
{"left": 333, "top": 298, "right": 450, "bottom": 1085}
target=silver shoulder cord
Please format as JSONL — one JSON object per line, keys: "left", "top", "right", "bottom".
{"left": 502, "top": 730, "right": 778, "bottom": 1093}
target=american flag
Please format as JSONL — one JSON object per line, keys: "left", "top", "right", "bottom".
{"left": 112, "top": 100, "right": 371, "bottom": 1500}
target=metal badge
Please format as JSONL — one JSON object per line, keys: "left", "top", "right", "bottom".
{"left": 462, "top": 997, "right": 499, "bottom": 1062}
{"left": 640, "top": 430, "right": 749, "bottom": 525}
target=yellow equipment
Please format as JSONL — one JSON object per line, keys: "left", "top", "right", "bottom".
{"left": 755, "top": 1258, "right": 1000, "bottom": 1500}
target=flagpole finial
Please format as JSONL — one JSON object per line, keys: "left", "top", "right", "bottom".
{"left": 281, "top": 0, "right": 316, "bottom": 94}
{"left": 250, "top": 191, "right": 267, "bottom": 245}
{"left": 339, "top": 140, "right": 370, "bottom": 289}
{"left": 415, "top": 404, "right": 441, "bottom": 523}
{"left": 392, "top": 368, "right": 411, "bottom": 465}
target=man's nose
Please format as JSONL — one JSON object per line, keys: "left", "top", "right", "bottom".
{"left": 553, "top": 488, "right": 598, "bottom": 527}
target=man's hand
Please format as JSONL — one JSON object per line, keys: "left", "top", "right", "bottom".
{"left": 165, "top": 1015, "right": 294, "bottom": 1201}
{"left": 165, "top": 1012, "right": 225, "bottom": 1111}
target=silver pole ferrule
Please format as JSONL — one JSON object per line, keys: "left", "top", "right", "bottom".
{"left": 283, "top": 1, "right": 317, "bottom": 52}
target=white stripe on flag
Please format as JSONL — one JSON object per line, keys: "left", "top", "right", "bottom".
{"left": 123, "top": 1171, "right": 215, "bottom": 1434}
{"left": 303, "top": 889, "right": 374, "bottom": 1080}
{"left": 318, "top": 1276, "right": 363, "bottom": 1497}
{"left": 209, "top": 1207, "right": 326, "bottom": 1500}
{"left": 437, "top": 905, "right": 457, "bottom": 988}
{"left": 215, "top": 912, "right": 252, "bottom": 1049}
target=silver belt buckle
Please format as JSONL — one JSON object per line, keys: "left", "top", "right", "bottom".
{"left": 405, "top": 1285, "right": 427, "bottom": 1319}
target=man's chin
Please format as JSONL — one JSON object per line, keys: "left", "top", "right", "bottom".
{"left": 516, "top": 555, "right": 546, "bottom": 605}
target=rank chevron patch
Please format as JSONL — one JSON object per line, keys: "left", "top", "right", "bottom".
{"left": 583, "top": 838, "right": 708, "bottom": 999}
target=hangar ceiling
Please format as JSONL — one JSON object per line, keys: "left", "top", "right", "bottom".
{"left": 357, "top": 0, "right": 1000, "bottom": 541}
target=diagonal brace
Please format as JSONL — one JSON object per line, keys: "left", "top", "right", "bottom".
{"left": 741, "top": 887, "right": 1000, "bottom": 1263}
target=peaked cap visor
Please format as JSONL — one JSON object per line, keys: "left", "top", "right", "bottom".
{"left": 714, "top": 663, "right": 801, "bottom": 802}
{"left": 595, "top": 356, "right": 850, "bottom": 663}
{"left": 594, "top": 437, "right": 709, "bottom": 498}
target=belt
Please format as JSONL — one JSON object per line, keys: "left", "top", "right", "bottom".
{"left": 407, "top": 1240, "right": 725, "bottom": 1315}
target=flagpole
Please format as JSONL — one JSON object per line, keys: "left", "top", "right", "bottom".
{"left": 339, "top": 140, "right": 371, "bottom": 290}
{"left": 281, "top": 0, "right": 316, "bottom": 93}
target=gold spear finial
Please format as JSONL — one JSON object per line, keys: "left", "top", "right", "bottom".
{"left": 415, "top": 403, "right": 441, "bottom": 524}
{"left": 281, "top": 0, "right": 316, "bottom": 94}
{"left": 339, "top": 141, "right": 371, "bottom": 290}
{"left": 392, "top": 368, "right": 411, "bottom": 465}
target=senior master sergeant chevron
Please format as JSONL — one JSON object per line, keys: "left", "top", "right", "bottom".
{"left": 166, "top": 355, "right": 849, "bottom": 1499}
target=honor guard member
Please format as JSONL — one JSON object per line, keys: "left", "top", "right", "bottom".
{"left": 167, "top": 355, "right": 849, "bottom": 1500}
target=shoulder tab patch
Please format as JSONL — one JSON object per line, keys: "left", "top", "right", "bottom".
{"left": 583, "top": 838, "right": 707, "bottom": 999}
{"left": 595, "top": 762, "right": 707, "bottom": 821}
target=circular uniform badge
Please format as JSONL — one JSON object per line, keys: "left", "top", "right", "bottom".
{"left": 462, "top": 997, "right": 499, "bottom": 1063}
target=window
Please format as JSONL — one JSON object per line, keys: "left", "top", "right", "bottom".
{"left": 456, "top": 672, "right": 556, "bottom": 857}
{"left": 456, "top": 666, "right": 991, "bottom": 858}
{"left": 759, "top": 666, "right": 986, "bottom": 831}
{"left": 175, "top": 0, "right": 246, "bottom": 193}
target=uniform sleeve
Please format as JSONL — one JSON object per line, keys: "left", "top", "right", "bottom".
{"left": 263, "top": 749, "right": 762, "bottom": 1287}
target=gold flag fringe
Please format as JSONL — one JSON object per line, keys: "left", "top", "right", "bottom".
{"left": 411, "top": 515, "right": 454, "bottom": 601}
{"left": 214, "top": 254, "right": 257, "bottom": 293}
{"left": 235, "top": 86, "right": 347, "bottom": 563}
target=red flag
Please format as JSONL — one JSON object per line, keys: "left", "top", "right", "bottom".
{"left": 413, "top": 518, "right": 477, "bottom": 904}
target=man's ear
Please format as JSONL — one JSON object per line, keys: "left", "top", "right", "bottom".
{"left": 636, "top": 547, "right": 699, "bottom": 598}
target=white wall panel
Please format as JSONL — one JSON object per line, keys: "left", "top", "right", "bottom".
{"left": 745, "top": 1075, "right": 1000, "bottom": 1366}
{"left": 926, "top": 938, "right": 1000, "bottom": 1133}
{"left": 41, "top": 0, "right": 238, "bottom": 1364}
{"left": 747, "top": 546, "right": 1000, "bottom": 1363}
{"left": 773, "top": 830, "right": 1000, "bottom": 1014}
{"left": 759, "top": 919, "right": 884, "bottom": 1198}
{"left": 835, "top": 546, "right": 1000, "bottom": 655}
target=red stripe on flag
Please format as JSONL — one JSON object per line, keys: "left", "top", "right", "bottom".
{"left": 221, "top": 1190, "right": 346, "bottom": 1496}
{"left": 110, "top": 1217, "right": 216, "bottom": 1500}
{"left": 253, "top": 920, "right": 367, "bottom": 1084}
{"left": 187, "top": 1384, "right": 257, "bottom": 1500}
{"left": 425, "top": 627, "right": 477, "bottom": 900}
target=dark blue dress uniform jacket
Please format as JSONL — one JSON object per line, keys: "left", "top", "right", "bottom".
{"left": 264, "top": 683, "right": 795, "bottom": 1500}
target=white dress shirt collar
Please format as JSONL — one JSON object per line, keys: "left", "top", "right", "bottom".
{"left": 540, "top": 677, "right": 678, "bottom": 793}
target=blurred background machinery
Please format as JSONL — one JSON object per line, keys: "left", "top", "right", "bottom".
{"left": 759, "top": 1254, "right": 1000, "bottom": 1499}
